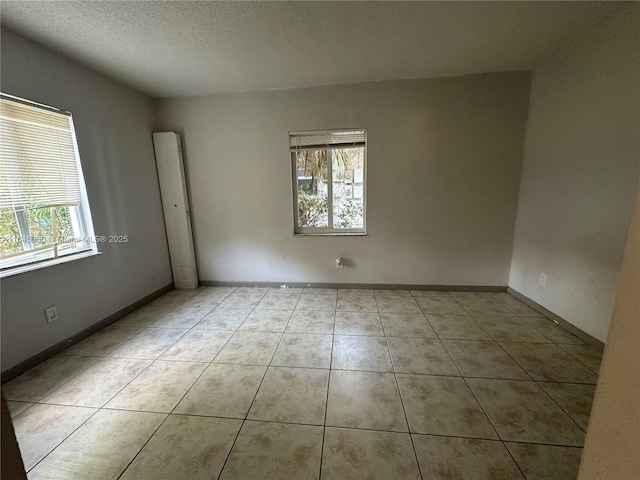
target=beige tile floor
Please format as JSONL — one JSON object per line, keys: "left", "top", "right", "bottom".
{"left": 4, "top": 287, "right": 602, "bottom": 480}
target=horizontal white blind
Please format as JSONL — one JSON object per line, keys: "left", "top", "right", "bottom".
{"left": 289, "top": 129, "right": 366, "bottom": 150}
{"left": 0, "top": 96, "right": 82, "bottom": 208}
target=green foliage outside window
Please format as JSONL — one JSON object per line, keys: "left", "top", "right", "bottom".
{"left": 0, "top": 205, "right": 75, "bottom": 257}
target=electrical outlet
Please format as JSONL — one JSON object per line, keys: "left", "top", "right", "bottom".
{"left": 45, "top": 306, "right": 58, "bottom": 323}
{"left": 539, "top": 273, "right": 548, "bottom": 287}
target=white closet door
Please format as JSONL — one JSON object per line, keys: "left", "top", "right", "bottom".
{"left": 153, "top": 132, "right": 198, "bottom": 289}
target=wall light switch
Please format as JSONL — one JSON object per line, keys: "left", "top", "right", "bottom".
{"left": 539, "top": 273, "right": 548, "bottom": 287}
{"left": 45, "top": 306, "right": 58, "bottom": 323}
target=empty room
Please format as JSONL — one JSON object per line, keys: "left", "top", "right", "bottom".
{"left": 1, "top": 1, "right": 638, "bottom": 479}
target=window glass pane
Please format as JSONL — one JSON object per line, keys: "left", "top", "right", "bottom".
{"left": 23, "top": 205, "right": 75, "bottom": 250}
{"left": 0, "top": 206, "right": 23, "bottom": 257}
{"left": 25, "top": 206, "right": 55, "bottom": 249}
{"left": 0, "top": 204, "right": 87, "bottom": 269}
{"left": 332, "top": 147, "right": 364, "bottom": 228}
{"left": 296, "top": 150, "right": 329, "bottom": 228}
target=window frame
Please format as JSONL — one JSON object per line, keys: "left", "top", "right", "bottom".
{"left": 0, "top": 93, "right": 99, "bottom": 277}
{"left": 290, "top": 129, "right": 367, "bottom": 236}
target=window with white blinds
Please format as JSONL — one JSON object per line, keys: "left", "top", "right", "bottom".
{"left": 0, "top": 93, "right": 97, "bottom": 274}
{"left": 290, "top": 129, "right": 366, "bottom": 235}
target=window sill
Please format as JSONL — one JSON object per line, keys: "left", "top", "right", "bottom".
{"left": 0, "top": 249, "right": 102, "bottom": 279}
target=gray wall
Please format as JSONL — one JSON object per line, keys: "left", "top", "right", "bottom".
{"left": 578, "top": 168, "right": 639, "bottom": 480}
{"left": 157, "top": 72, "right": 531, "bottom": 286}
{"left": 509, "top": 5, "right": 640, "bottom": 342}
{"left": 0, "top": 30, "right": 173, "bottom": 371}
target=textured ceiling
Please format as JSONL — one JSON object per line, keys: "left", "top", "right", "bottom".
{"left": 0, "top": 1, "right": 623, "bottom": 98}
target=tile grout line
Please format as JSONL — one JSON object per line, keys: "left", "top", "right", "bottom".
{"left": 453, "top": 298, "right": 596, "bottom": 385}
{"left": 448, "top": 294, "right": 593, "bottom": 474}
{"left": 203, "top": 288, "right": 273, "bottom": 478}
{"left": 161, "top": 293, "right": 241, "bottom": 416}
{"left": 89, "top": 407, "right": 588, "bottom": 448}
{"left": 6, "top": 355, "right": 104, "bottom": 408}
{"left": 446, "top": 298, "right": 506, "bottom": 345}
{"left": 383, "top": 292, "right": 425, "bottom": 480}
{"left": 424, "top": 296, "right": 502, "bottom": 391}
{"left": 317, "top": 293, "right": 337, "bottom": 480}
{"left": 111, "top": 291, "right": 244, "bottom": 479}
{"left": 22, "top": 405, "right": 102, "bottom": 474}
{"left": 457, "top": 294, "right": 585, "bottom": 348}
{"left": 532, "top": 379, "right": 591, "bottom": 434}
{"left": 456, "top": 306, "right": 595, "bottom": 436}
{"left": 556, "top": 344, "right": 602, "bottom": 375}
{"left": 105, "top": 288, "right": 239, "bottom": 409}
{"left": 422, "top": 292, "right": 530, "bottom": 479}
{"left": 17, "top": 288, "right": 292, "bottom": 475}
{"left": 114, "top": 412, "right": 171, "bottom": 480}
{"left": 113, "top": 287, "right": 240, "bottom": 480}
{"left": 8, "top": 286, "right": 236, "bottom": 469}
{"left": 116, "top": 288, "right": 247, "bottom": 477}
{"left": 6, "top": 288, "right": 230, "bottom": 414}
{"left": 215, "top": 288, "right": 296, "bottom": 479}
{"left": 5, "top": 401, "right": 36, "bottom": 420}
{"left": 437, "top": 349, "right": 530, "bottom": 479}
{"left": 449, "top": 296, "right": 534, "bottom": 479}
{"left": 482, "top": 333, "right": 591, "bottom": 421}
{"left": 80, "top": 294, "right": 218, "bottom": 415}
